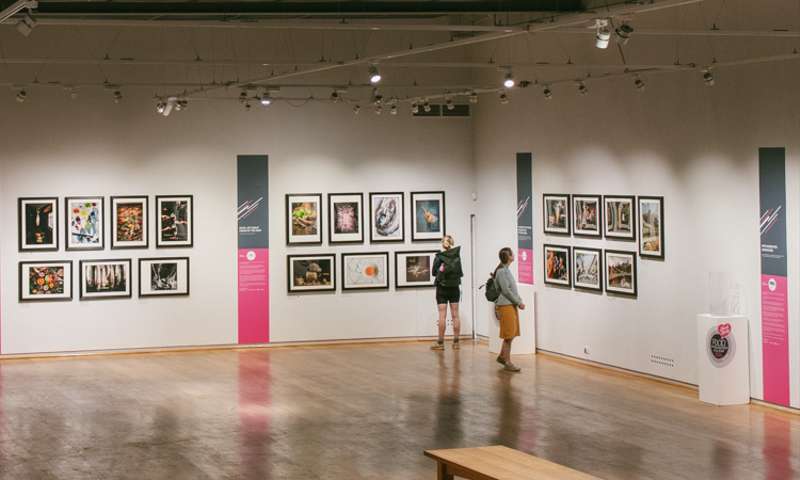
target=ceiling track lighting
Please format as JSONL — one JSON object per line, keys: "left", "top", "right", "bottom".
{"left": 634, "top": 76, "right": 645, "bottom": 91}
{"left": 374, "top": 104, "right": 383, "bottom": 115}
{"left": 468, "top": 92, "right": 478, "bottom": 104}
{"left": 389, "top": 104, "right": 398, "bottom": 115}
{"left": 175, "top": 98, "right": 188, "bottom": 111}
{"left": 260, "top": 92, "right": 272, "bottom": 106}
{"left": 445, "top": 95, "right": 455, "bottom": 111}
{"left": 702, "top": 68, "right": 715, "bottom": 87}
{"left": 353, "top": 105, "right": 361, "bottom": 115}
{"left": 368, "top": 65, "right": 382, "bottom": 84}
{"left": 577, "top": 81, "right": 588, "bottom": 96}
{"left": 503, "top": 70, "right": 515, "bottom": 89}
{"left": 542, "top": 86, "right": 553, "bottom": 100}
{"left": 239, "top": 91, "right": 249, "bottom": 103}
{"left": 423, "top": 101, "right": 431, "bottom": 113}
{"left": 15, "top": 89, "right": 27, "bottom": 103}
{"left": 244, "top": 102, "right": 252, "bottom": 111}
{"left": 411, "top": 101, "right": 420, "bottom": 114}
{"left": 16, "top": 11, "right": 36, "bottom": 37}
{"left": 112, "top": 90, "right": 123, "bottom": 103}
{"left": 615, "top": 23, "right": 634, "bottom": 46}
{"left": 594, "top": 19, "right": 611, "bottom": 49}
{"left": 499, "top": 92, "right": 509, "bottom": 104}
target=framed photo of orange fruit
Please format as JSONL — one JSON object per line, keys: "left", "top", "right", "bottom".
{"left": 19, "top": 260, "right": 73, "bottom": 302}
{"left": 341, "top": 252, "right": 389, "bottom": 291}
{"left": 410, "top": 191, "right": 445, "bottom": 242}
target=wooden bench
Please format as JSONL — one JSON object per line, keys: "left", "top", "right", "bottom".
{"left": 424, "top": 446, "right": 601, "bottom": 480}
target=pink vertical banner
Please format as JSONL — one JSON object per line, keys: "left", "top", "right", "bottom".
{"left": 761, "top": 274, "right": 789, "bottom": 405}
{"left": 237, "top": 155, "right": 270, "bottom": 344}
{"left": 516, "top": 153, "right": 534, "bottom": 285}
{"left": 518, "top": 248, "right": 534, "bottom": 285}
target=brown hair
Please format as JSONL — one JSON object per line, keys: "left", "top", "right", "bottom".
{"left": 494, "top": 247, "right": 514, "bottom": 275}
{"left": 442, "top": 235, "right": 455, "bottom": 250}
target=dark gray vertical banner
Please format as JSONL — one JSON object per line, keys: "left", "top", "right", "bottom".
{"left": 516, "top": 153, "right": 533, "bottom": 284}
{"left": 237, "top": 155, "right": 270, "bottom": 344}
{"left": 758, "top": 147, "right": 789, "bottom": 406}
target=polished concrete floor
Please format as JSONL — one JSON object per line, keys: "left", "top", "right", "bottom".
{"left": 0, "top": 342, "right": 797, "bottom": 479}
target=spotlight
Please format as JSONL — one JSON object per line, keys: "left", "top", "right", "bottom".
{"left": 468, "top": 92, "right": 478, "bottom": 104}
{"left": 260, "top": 93, "right": 272, "bottom": 106}
{"left": 423, "top": 101, "right": 431, "bottom": 113}
{"left": 244, "top": 102, "right": 252, "bottom": 111}
{"left": 239, "top": 91, "right": 249, "bottom": 103}
{"left": 368, "top": 65, "right": 382, "bottom": 84}
{"left": 411, "top": 101, "right": 419, "bottom": 114}
{"left": 499, "top": 92, "right": 509, "bottom": 104}
{"left": 503, "top": 71, "right": 515, "bottom": 89}
{"left": 445, "top": 96, "right": 455, "bottom": 111}
{"left": 353, "top": 105, "right": 361, "bottom": 115}
{"left": 15, "top": 89, "right": 27, "bottom": 103}
{"left": 634, "top": 76, "right": 645, "bottom": 91}
{"left": 542, "top": 86, "right": 553, "bottom": 100}
{"left": 374, "top": 105, "right": 383, "bottom": 115}
{"left": 593, "top": 19, "right": 611, "bottom": 49}
{"left": 113, "top": 90, "right": 123, "bottom": 103}
{"left": 577, "top": 82, "right": 588, "bottom": 96}
{"left": 373, "top": 93, "right": 383, "bottom": 106}
{"left": 615, "top": 23, "right": 634, "bottom": 46}
{"left": 331, "top": 90, "right": 346, "bottom": 103}
{"left": 175, "top": 99, "right": 188, "bottom": 111}
{"left": 390, "top": 104, "right": 398, "bottom": 115}
{"left": 16, "top": 12, "right": 36, "bottom": 37}
{"left": 702, "top": 68, "right": 715, "bottom": 87}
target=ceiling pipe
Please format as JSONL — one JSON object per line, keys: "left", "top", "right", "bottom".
{"left": 0, "top": 0, "right": 37, "bottom": 24}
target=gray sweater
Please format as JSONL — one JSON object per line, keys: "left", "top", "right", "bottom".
{"left": 495, "top": 265, "right": 523, "bottom": 306}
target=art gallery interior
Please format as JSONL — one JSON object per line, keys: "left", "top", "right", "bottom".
{"left": 1, "top": 0, "right": 799, "bottom": 478}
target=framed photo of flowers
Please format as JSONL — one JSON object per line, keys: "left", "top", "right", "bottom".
{"left": 19, "top": 260, "right": 73, "bottom": 302}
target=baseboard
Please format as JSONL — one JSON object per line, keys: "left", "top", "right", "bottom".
{"left": 751, "top": 399, "right": 800, "bottom": 416}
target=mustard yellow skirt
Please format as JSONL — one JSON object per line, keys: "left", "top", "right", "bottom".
{"left": 496, "top": 305, "right": 520, "bottom": 339}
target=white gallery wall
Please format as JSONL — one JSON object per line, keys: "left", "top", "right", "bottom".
{"left": 473, "top": 56, "right": 800, "bottom": 408}
{"left": 0, "top": 90, "right": 475, "bottom": 354}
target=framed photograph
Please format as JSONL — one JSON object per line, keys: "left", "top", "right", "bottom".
{"left": 573, "top": 247, "right": 603, "bottom": 292}
{"left": 342, "top": 252, "right": 390, "bottom": 291}
{"left": 139, "top": 257, "right": 190, "bottom": 297}
{"left": 156, "top": 195, "right": 193, "bottom": 248}
{"left": 543, "top": 194, "right": 570, "bottom": 235}
{"left": 79, "top": 259, "right": 132, "bottom": 300}
{"left": 395, "top": 250, "right": 437, "bottom": 288}
{"left": 639, "top": 196, "right": 664, "bottom": 259}
{"left": 287, "top": 254, "right": 336, "bottom": 292}
{"left": 369, "top": 192, "right": 404, "bottom": 243}
{"left": 411, "top": 191, "right": 446, "bottom": 242}
{"left": 19, "top": 260, "right": 73, "bottom": 302}
{"left": 65, "top": 196, "right": 104, "bottom": 251}
{"left": 18, "top": 197, "right": 59, "bottom": 252}
{"left": 111, "top": 196, "right": 148, "bottom": 249}
{"left": 286, "top": 193, "right": 323, "bottom": 245}
{"left": 543, "top": 244, "right": 571, "bottom": 287}
{"left": 329, "top": 193, "right": 364, "bottom": 244}
{"left": 573, "top": 195, "right": 602, "bottom": 237}
{"left": 604, "top": 195, "right": 636, "bottom": 240}
{"left": 604, "top": 250, "right": 637, "bottom": 296}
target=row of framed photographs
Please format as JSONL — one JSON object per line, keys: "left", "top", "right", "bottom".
{"left": 543, "top": 245, "right": 638, "bottom": 296}
{"left": 18, "top": 257, "right": 190, "bottom": 302}
{"left": 543, "top": 194, "right": 664, "bottom": 259}
{"left": 18, "top": 195, "right": 193, "bottom": 252}
{"left": 287, "top": 191, "right": 446, "bottom": 245}
{"left": 288, "top": 250, "right": 440, "bottom": 293}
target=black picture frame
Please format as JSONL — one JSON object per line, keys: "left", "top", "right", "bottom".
{"left": 18, "top": 197, "right": 59, "bottom": 252}
{"left": 286, "top": 193, "right": 324, "bottom": 246}
{"left": 368, "top": 192, "right": 405, "bottom": 243}
{"left": 572, "top": 247, "right": 603, "bottom": 292}
{"left": 572, "top": 194, "right": 602, "bottom": 238}
{"left": 155, "top": 195, "right": 194, "bottom": 248}
{"left": 328, "top": 193, "right": 365, "bottom": 244}
{"left": 542, "top": 193, "right": 571, "bottom": 235}
{"left": 638, "top": 196, "right": 665, "bottom": 260}
{"left": 604, "top": 249, "right": 638, "bottom": 297}
{"left": 287, "top": 254, "right": 337, "bottom": 293}
{"left": 410, "top": 191, "right": 446, "bottom": 242}
{"left": 18, "top": 260, "right": 73, "bottom": 302}
{"left": 111, "top": 195, "right": 149, "bottom": 250}
{"left": 543, "top": 244, "right": 571, "bottom": 288}
{"left": 79, "top": 259, "right": 133, "bottom": 300}
{"left": 394, "top": 250, "right": 438, "bottom": 289}
{"left": 138, "top": 257, "right": 191, "bottom": 297}
{"left": 341, "top": 252, "right": 390, "bottom": 291}
{"left": 65, "top": 196, "right": 105, "bottom": 251}
{"left": 603, "top": 195, "right": 636, "bottom": 241}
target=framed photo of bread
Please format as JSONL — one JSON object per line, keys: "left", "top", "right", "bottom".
{"left": 543, "top": 244, "right": 571, "bottom": 287}
{"left": 638, "top": 196, "right": 664, "bottom": 259}
{"left": 19, "top": 260, "right": 73, "bottom": 302}
{"left": 287, "top": 254, "right": 336, "bottom": 293}
{"left": 410, "top": 191, "right": 445, "bottom": 242}
{"left": 286, "top": 193, "right": 323, "bottom": 245}
{"left": 139, "top": 257, "right": 190, "bottom": 297}
{"left": 395, "top": 250, "right": 437, "bottom": 288}
{"left": 543, "top": 194, "right": 570, "bottom": 235}
{"left": 604, "top": 250, "right": 637, "bottom": 296}
{"left": 18, "top": 197, "right": 59, "bottom": 252}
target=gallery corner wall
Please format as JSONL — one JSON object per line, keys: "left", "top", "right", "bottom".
{"left": 0, "top": 90, "right": 476, "bottom": 355}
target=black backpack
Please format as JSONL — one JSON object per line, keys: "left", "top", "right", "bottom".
{"left": 483, "top": 273, "right": 501, "bottom": 302}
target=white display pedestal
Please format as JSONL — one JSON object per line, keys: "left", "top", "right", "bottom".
{"left": 489, "top": 287, "right": 536, "bottom": 355}
{"left": 696, "top": 314, "right": 750, "bottom": 406}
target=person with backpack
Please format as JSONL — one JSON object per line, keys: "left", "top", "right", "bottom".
{"left": 430, "top": 235, "right": 464, "bottom": 351}
{"left": 488, "top": 247, "right": 525, "bottom": 372}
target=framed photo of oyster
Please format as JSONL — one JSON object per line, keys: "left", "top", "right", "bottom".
{"left": 329, "top": 193, "right": 364, "bottom": 244}
{"left": 288, "top": 254, "right": 336, "bottom": 292}
{"left": 286, "top": 194, "right": 323, "bottom": 245}
{"left": 410, "top": 191, "right": 445, "bottom": 242}
{"left": 369, "top": 192, "right": 404, "bottom": 243}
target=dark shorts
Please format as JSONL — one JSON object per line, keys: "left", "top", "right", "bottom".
{"left": 436, "top": 286, "right": 461, "bottom": 305}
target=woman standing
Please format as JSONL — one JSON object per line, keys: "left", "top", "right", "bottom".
{"left": 494, "top": 247, "right": 525, "bottom": 372}
{"left": 431, "top": 235, "right": 463, "bottom": 351}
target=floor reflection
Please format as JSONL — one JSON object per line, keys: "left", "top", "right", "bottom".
{"left": 238, "top": 351, "right": 273, "bottom": 480}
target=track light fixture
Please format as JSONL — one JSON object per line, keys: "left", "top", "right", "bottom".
{"left": 615, "top": 23, "right": 634, "bottom": 45}
{"left": 503, "top": 71, "right": 515, "bottom": 89}
{"left": 244, "top": 102, "right": 252, "bottom": 111}
{"left": 423, "top": 101, "right": 431, "bottom": 113}
{"left": 499, "top": 92, "right": 509, "bottom": 104}
{"left": 702, "top": 68, "right": 715, "bottom": 87}
{"left": 445, "top": 96, "right": 455, "bottom": 111}
{"left": 175, "top": 99, "right": 188, "bottom": 111}
{"left": 577, "top": 81, "right": 588, "bottom": 96}
{"left": 66, "top": 87, "right": 78, "bottom": 100}
{"left": 353, "top": 105, "right": 361, "bottom": 115}
{"left": 260, "top": 92, "right": 272, "bottom": 106}
{"left": 468, "top": 92, "right": 478, "bottom": 104}
{"left": 374, "top": 104, "right": 383, "bottom": 115}
{"left": 15, "top": 89, "right": 27, "bottom": 103}
{"left": 634, "top": 76, "right": 645, "bottom": 91}
{"left": 16, "top": 12, "right": 36, "bottom": 37}
{"left": 113, "top": 90, "right": 123, "bottom": 103}
{"left": 368, "top": 65, "right": 382, "bottom": 84}
{"left": 411, "top": 101, "right": 419, "bottom": 114}
{"left": 390, "top": 104, "right": 398, "bottom": 115}
{"left": 594, "top": 19, "right": 611, "bottom": 49}
{"left": 239, "top": 91, "right": 249, "bottom": 104}
{"left": 542, "top": 86, "right": 553, "bottom": 100}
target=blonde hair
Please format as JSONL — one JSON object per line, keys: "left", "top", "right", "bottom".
{"left": 442, "top": 235, "right": 455, "bottom": 249}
